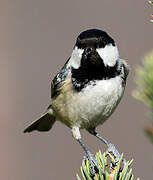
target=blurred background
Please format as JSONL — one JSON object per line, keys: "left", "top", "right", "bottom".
{"left": 1, "top": 0, "right": 153, "bottom": 179}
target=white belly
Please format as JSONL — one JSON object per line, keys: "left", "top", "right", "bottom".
{"left": 52, "top": 76, "right": 124, "bottom": 129}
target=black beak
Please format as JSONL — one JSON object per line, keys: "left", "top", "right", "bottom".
{"left": 84, "top": 47, "right": 92, "bottom": 59}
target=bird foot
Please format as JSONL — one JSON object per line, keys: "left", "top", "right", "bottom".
{"left": 86, "top": 152, "right": 105, "bottom": 176}
{"left": 106, "top": 143, "right": 127, "bottom": 166}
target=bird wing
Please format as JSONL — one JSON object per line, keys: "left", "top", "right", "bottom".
{"left": 51, "top": 58, "right": 71, "bottom": 98}
{"left": 118, "top": 59, "right": 130, "bottom": 81}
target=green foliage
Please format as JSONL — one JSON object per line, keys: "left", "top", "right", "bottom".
{"left": 76, "top": 151, "right": 140, "bottom": 180}
{"left": 145, "top": 126, "right": 153, "bottom": 144}
{"left": 133, "top": 51, "right": 153, "bottom": 108}
{"left": 148, "top": 1, "right": 153, "bottom": 22}
{"left": 133, "top": 50, "right": 153, "bottom": 143}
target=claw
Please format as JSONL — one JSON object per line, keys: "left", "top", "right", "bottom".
{"left": 87, "top": 152, "right": 98, "bottom": 175}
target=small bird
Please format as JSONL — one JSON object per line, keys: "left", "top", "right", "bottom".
{"left": 24, "top": 29, "right": 129, "bottom": 173}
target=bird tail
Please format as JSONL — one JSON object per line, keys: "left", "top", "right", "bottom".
{"left": 23, "top": 105, "right": 56, "bottom": 133}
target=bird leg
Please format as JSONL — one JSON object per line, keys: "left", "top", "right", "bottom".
{"left": 77, "top": 138, "right": 99, "bottom": 175}
{"left": 71, "top": 127, "right": 104, "bottom": 176}
{"left": 88, "top": 128, "right": 127, "bottom": 166}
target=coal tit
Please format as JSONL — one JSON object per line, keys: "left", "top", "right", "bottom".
{"left": 24, "top": 29, "right": 129, "bottom": 172}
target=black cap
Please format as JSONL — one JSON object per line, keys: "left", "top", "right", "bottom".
{"left": 76, "top": 29, "right": 115, "bottom": 49}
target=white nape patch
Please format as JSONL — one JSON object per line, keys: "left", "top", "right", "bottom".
{"left": 96, "top": 44, "right": 119, "bottom": 67}
{"left": 67, "top": 46, "right": 84, "bottom": 69}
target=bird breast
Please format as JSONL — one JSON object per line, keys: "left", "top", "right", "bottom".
{"left": 52, "top": 76, "right": 124, "bottom": 129}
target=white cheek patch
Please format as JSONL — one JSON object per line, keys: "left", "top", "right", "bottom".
{"left": 97, "top": 44, "right": 119, "bottom": 67}
{"left": 67, "top": 46, "right": 84, "bottom": 69}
